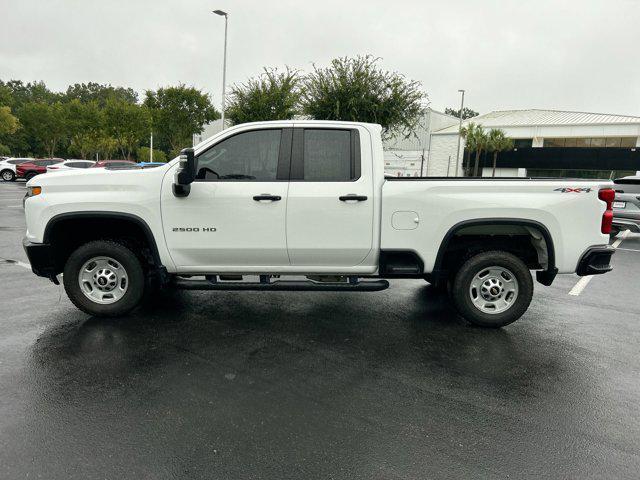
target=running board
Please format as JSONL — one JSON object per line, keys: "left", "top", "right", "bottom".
{"left": 173, "top": 277, "right": 389, "bottom": 292}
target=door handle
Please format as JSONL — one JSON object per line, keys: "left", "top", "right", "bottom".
{"left": 253, "top": 194, "right": 281, "bottom": 202}
{"left": 339, "top": 194, "right": 368, "bottom": 202}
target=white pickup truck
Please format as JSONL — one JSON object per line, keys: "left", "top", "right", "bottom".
{"left": 23, "top": 121, "right": 616, "bottom": 327}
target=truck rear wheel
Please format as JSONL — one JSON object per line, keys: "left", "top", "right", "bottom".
{"left": 63, "top": 240, "right": 145, "bottom": 317}
{"left": 451, "top": 251, "right": 533, "bottom": 328}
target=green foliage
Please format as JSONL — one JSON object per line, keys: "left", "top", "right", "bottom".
{"left": 445, "top": 107, "right": 479, "bottom": 120}
{"left": 0, "top": 80, "right": 60, "bottom": 108}
{"left": 486, "top": 128, "right": 514, "bottom": 177}
{"left": 226, "top": 68, "right": 301, "bottom": 125}
{"left": 18, "top": 102, "right": 66, "bottom": 157}
{"left": 301, "top": 55, "right": 425, "bottom": 139}
{"left": 0, "top": 106, "right": 20, "bottom": 136}
{"left": 137, "top": 146, "right": 167, "bottom": 163}
{"left": 0, "top": 143, "right": 11, "bottom": 156}
{"left": 460, "top": 122, "right": 488, "bottom": 177}
{"left": 144, "top": 85, "right": 219, "bottom": 157}
{"left": 64, "top": 100, "right": 104, "bottom": 159}
{"left": 64, "top": 82, "right": 138, "bottom": 106}
{"left": 104, "top": 99, "right": 151, "bottom": 159}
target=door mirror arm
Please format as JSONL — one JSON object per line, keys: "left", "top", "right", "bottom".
{"left": 173, "top": 148, "right": 198, "bottom": 197}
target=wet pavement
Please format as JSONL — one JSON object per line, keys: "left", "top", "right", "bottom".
{"left": 1, "top": 180, "right": 639, "bottom": 479}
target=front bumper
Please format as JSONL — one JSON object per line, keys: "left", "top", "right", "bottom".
{"left": 22, "top": 237, "right": 58, "bottom": 283}
{"left": 576, "top": 245, "right": 615, "bottom": 276}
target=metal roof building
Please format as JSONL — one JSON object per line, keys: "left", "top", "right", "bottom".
{"left": 429, "top": 109, "right": 640, "bottom": 178}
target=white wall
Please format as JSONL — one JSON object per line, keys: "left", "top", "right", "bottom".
{"left": 427, "top": 134, "right": 462, "bottom": 176}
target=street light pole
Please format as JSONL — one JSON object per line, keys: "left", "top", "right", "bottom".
{"left": 454, "top": 89, "right": 465, "bottom": 177}
{"left": 213, "top": 10, "right": 228, "bottom": 130}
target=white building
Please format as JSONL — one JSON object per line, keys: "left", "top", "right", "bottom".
{"left": 430, "top": 109, "right": 640, "bottom": 178}
{"left": 382, "top": 108, "right": 458, "bottom": 177}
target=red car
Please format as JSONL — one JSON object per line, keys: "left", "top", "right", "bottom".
{"left": 16, "top": 158, "right": 64, "bottom": 181}
{"left": 91, "top": 159, "right": 136, "bottom": 169}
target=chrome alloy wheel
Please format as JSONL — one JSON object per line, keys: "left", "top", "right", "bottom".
{"left": 1, "top": 170, "right": 13, "bottom": 181}
{"left": 469, "top": 266, "right": 519, "bottom": 314}
{"left": 78, "top": 256, "right": 129, "bottom": 304}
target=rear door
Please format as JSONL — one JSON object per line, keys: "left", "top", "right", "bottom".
{"left": 285, "top": 126, "right": 374, "bottom": 267}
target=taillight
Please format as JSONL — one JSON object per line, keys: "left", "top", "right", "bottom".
{"left": 598, "top": 188, "right": 615, "bottom": 234}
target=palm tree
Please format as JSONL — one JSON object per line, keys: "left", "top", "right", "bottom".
{"left": 487, "top": 129, "right": 514, "bottom": 177}
{"left": 460, "top": 122, "right": 487, "bottom": 177}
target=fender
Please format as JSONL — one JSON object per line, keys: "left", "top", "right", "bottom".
{"left": 43, "top": 211, "right": 163, "bottom": 267}
{"left": 431, "top": 218, "right": 557, "bottom": 285}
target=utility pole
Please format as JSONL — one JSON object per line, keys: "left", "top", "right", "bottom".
{"left": 454, "top": 89, "right": 465, "bottom": 177}
{"left": 150, "top": 132, "right": 153, "bottom": 162}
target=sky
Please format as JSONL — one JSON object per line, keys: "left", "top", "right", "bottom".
{"left": 1, "top": 0, "right": 639, "bottom": 117}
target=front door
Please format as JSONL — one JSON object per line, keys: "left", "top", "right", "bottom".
{"left": 161, "top": 127, "right": 292, "bottom": 271}
{"left": 286, "top": 127, "right": 374, "bottom": 267}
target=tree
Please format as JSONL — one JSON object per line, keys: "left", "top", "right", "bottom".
{"left": 0, "top": 106, "right": 19, "bottom": 136}
{"left": 0, "top": 80, "right": 60, "bottom": 108}
{"left": 63, "top": 100, "right": 104, "bottom": 159}
{"left": 301, "top": 55, "right": 426, "bottom": 139}
{"left": 104, "top": 99, "right": 151, "bottom": 160}
{"left": 144, "top": 85, "right": 219, "bottom": 157}
{"left": 18, "top": 102, "right": 66, "bottom": 157}
{"left": 226, "top": 67, "right": 301, "bottom": 125}
{"left": 486, "top": 128, "right": 514, "bottom": 177}
{"left": 460, "top": 122, "right": 488, "bottom": 177}
{"left": 64, "top": 82, "right": 138, "bottom": 106}
{"left": 445, "top": 107, "right": 479, "bottom": 120}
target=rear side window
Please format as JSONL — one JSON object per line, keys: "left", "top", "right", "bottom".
{"left": 8, "top": 159, "right": 27, "bottom": 165}
{"left": 292, "top": 128, "right": 360, "bottom": 182}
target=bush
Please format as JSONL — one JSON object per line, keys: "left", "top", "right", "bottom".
{"left": 137, "top": 146, "right": 167, "bottom": 163}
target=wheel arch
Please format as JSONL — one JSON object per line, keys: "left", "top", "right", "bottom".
{"left": 431, "top": 218, "right": 557, "bottom": 285}
{"left": 43, "top": 211, "right": 163, "bottom": 272}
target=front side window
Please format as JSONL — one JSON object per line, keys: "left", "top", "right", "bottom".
{"left": 302, "top": 129, "right": 356, "bottom": 181}
{"left": 196, "top": 129, "right": 282, "bottom": 181}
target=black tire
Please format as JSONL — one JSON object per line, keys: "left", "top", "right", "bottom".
{"left": 1, "top": 169, "right": 15, "bottom": 182}
{"left": 24, "top": 172, "right": 37, "bottom": 181}
{"left": 451, "top": 251, "right": 533, "bottom": 328}
{"left": 63, "top": 240, "right": 145, "bottom": 317}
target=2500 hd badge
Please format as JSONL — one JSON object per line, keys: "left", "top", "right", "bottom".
{"left": 172, "top": 227, "right": 217, "bottom": 232}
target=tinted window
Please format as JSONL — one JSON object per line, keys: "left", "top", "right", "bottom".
{"left": 196, "top": 129, "right": 281, "bottom": 181}
{"left": 303, "top": 129, "right": 352, "bottom": 181}
{"left": 8, "top": 159, "right": 28, "bottom": 165}
{"left": 68, "top": 162, "right": 93, "bottom": 168}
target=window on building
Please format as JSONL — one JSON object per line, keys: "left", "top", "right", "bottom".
{"left": 544, "top": 137, "right": 638, "bottom": 148}
{"left": 513, "top": 139, "right": 533, "bottom": 148}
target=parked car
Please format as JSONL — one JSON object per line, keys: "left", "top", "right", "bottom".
{"left": 46, "top": 159, "right": 96, "bottom": 173}
{"left": 91, "top": 159, "right": 136, "bottom": 169}
{"left": 611, "top": 175, "right": 640, "bottom": 234}
{"left": 23, "top": 121, "right": 615, "bottom": 327}
{"left": 16, "top": 159, "right": 64, "bottom": 181}
{"left": 0, "top": 157, "right": 34, "bottom": 181}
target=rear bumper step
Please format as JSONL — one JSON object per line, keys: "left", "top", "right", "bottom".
{"left": 173, "top": 277, "right": 389, "bottom": 292}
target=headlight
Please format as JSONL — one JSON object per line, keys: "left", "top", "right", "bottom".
{"left": 26, "top": 186, "right": 42, "bottom": 197}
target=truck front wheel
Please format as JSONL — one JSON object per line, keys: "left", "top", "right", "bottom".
{"left": 63, "top": 240, "right": 145, "bottom": 317}
{"left": 451, "top": 251, "right": 533, "bottom": 328}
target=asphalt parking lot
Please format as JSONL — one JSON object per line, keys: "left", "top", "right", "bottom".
{"left": 1, "top": 180, "right": 639, "bottom": 479}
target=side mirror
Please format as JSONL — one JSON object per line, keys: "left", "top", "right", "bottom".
{"left": 173, "top": 148, "right": 197, "bottom": 197}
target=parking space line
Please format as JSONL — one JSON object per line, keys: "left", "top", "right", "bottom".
{"left": 0, "top": 259, "right": 31, "bottom": 269}
{"left": 568, "top": 230, "right": 629, "bottom": 296}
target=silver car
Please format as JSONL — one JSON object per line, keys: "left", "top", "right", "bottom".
{"left": 612, "top": 176, "right": 640, "bottom": 234}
